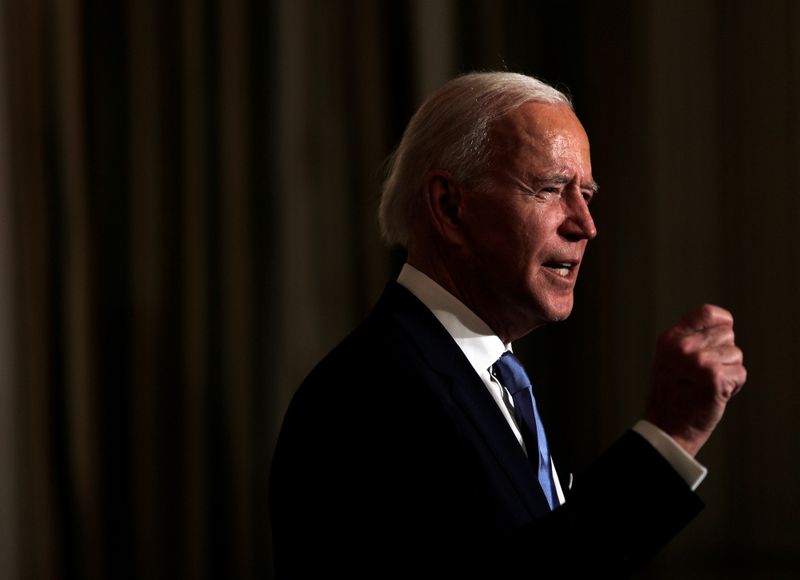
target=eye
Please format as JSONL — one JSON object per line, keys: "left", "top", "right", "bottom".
{"left": 537, "top": 187, "right": 563, "bottom": 200}
{"left": 581, "top": 190, "right": 594, "bottom": 205}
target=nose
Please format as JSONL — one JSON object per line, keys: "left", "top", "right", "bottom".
{"left": 559, "top": 191, "right": 597, "bottom": 241}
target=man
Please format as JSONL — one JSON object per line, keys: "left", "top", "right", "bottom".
{"left": 269, "top": 72, "right": 746, "bottom": 578}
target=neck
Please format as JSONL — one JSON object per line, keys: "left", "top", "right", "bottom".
{"left": 406, "top": 250, "right": 538, "bottom": 344}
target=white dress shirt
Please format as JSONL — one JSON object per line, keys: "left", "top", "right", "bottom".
{"left": 397, "top": 263, "right": 707, "bottom": 501}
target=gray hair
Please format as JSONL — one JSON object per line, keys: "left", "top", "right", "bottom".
{"left": 378, "top": 71, "right": 572, "bottom": 247}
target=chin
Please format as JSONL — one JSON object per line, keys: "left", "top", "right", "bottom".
{"left": 540, "top": 298, "right": 574, "bottom": 323}
{"left": 542, "top": 311, "right": 572, "bottom": 324}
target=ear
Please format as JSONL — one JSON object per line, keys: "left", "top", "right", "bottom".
{"left": 423, "top": 170, "right": 466, "bottom": 245}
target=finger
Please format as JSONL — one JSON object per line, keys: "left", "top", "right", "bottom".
{"left": 690, "top": 325, "right": 736, "bottom": 348}
{"left": 668, "top": 327, "right": 736, "bottom": 358}
{"left": 730, "top": 365, "right": 747, "bottom": 396}
{"left": 679, "top": 304, "right": 734, "bottom": 332}
{"left": 719, "top": 365, "right": 747, "bottom": 399}
{"left": 688, "top": 347, "right": 742, "bottom": 377}
{"left": 707, "top": 344, "right": 743, "bottom": 364}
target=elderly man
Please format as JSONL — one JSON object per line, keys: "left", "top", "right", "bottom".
{"left": 269, "top": 72, "right": 746, "bottom": 578}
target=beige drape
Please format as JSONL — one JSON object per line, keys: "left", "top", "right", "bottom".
{"left": 1, "top": 1, "right": 798, "bottom": 578}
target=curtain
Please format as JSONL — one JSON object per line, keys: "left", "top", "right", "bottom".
{"left": 1, "top": 1, "right": 798, "bottom": 578}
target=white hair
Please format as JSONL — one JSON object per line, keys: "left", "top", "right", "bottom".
{"left": 378, "top": 71, "right": 572, "bottom": 247}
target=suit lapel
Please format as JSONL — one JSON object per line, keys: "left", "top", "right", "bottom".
{"left": 377, "top": 283, "right": 552, "bottom": 518}
{"left": 448, "top": 372, "right": 553, "bottom": 516}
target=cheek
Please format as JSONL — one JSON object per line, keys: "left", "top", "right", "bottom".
{"left": 515, "top": 218, "right": 551, "bottom": 257}
{"left": 499, "top": 234, "right": 544, "bottom": 283}
{"left": 470, "top": 204, "right": 518, "bottom": 245}
{"left": 466, "top": 202, "right": 551, "bottom": 266}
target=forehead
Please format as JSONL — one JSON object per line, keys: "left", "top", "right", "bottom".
{"left": 488, "top": 101, "right": 591, "bottom": 173}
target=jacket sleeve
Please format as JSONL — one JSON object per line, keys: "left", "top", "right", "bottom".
{"left": 497, "top": 430, "right": 704, "bottom": 577}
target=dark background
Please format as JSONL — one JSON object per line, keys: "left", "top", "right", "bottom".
{"left": 1, "top": 0, "right": 798, "bottom": 578}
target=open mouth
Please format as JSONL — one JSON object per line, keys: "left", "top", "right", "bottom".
{"left": 543, "top": 261, "right": 576, "bottom": 277}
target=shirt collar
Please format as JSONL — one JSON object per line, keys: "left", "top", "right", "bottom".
{"left": 397, "top": 263, "right": 508, "bottom": 376}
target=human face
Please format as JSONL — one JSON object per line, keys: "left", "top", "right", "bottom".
{"left": 457, "top": 102, "right": 597, "bottom": 341}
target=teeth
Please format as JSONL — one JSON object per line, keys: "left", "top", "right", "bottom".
{"left": 545, "top": 262, "right": 572, "bottom": 276}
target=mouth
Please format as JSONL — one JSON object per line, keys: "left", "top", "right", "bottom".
{"left": 542, "top": 260, "right": 579, "bottom": 278}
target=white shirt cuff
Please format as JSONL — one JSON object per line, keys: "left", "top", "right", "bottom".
{"left": 632, "top": 420, "right": 708, "bottom": 491}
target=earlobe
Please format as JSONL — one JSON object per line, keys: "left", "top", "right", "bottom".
{"left": 424, "top": 171, "right": 464, "bottom": 243}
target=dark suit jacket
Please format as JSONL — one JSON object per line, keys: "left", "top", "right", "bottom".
{"left": 270, "top": 282, "right": 703, "bottom": 578}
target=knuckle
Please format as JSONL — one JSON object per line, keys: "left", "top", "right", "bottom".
{"left": 698, "top": 303, "right": 716, "bottom": 318}
{"left": 718, "top": 380, "right": 735, "bottom": 401}
{"left": 717, "top": 327, "right": 734, "bottom": 344}
{"left": 693, "top": 303, "right": 717, "bottom": 326}
{"left": 677, "top": 336, "right": 695, "bottom": 357}
{"left": 694, "top": 349, "right": 711, "bottom": 368}
{"left": 694, "top": 303, "right": 733, "bottom": 327}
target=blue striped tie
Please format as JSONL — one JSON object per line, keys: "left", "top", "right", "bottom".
{"left": 492, "top": 351, "right": 558, "bottom": 510}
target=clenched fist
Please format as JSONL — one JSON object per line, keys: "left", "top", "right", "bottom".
{"left": 646, "top": 304, "right": 747, "bottom": 457}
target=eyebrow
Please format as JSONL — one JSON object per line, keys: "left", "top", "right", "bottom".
{"left": 538, "top": 174, "right": 600, "bottom": 194}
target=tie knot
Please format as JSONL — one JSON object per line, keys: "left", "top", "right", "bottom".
{"left": 491, "top": 351, "right": 531, "bottom": 396}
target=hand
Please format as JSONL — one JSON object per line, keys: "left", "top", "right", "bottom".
{"left": 646, "top": 304, "right": 747, "bottom": 457}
